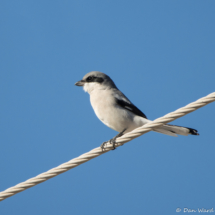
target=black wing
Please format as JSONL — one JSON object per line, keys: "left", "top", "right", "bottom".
{"left": 115, "top": 95, "right": 147, "bottom": 119}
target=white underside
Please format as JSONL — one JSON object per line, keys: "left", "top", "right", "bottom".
{"left": 84, "top": 82, "right": 191, "bottom": 137}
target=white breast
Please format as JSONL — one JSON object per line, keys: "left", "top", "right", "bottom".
{"left": 89, "top": 89, "right": 149, "bottom": 133}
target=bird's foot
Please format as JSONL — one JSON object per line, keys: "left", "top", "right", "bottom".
{"left": 100, "top": 141, "right": 108, "bottom": 151}
{"left": 100, "top": 128, "right": 127, "bottom": 151}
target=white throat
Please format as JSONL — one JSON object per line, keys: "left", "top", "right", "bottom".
{"left": 83, "top": 82, "right": 102, "bottom": 94}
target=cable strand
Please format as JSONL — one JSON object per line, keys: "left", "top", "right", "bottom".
{"left": 0, "top": 92, "right": 214, "bottom": 201}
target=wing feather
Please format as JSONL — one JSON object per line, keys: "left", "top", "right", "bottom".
{"left": 114, "top": 93, "right": 147, "bottom": 119}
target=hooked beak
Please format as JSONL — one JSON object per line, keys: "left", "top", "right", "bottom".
{"left": 75, "top": 80, "right": 85, "bottom": 86}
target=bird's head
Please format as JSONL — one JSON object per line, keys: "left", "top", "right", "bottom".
{"left": 75, "top": 71, "right": 117, "bottom": 94}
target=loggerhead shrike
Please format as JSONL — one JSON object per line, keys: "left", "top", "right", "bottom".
{"left": 75, "top": 71, "right": 199, "bottom": 149}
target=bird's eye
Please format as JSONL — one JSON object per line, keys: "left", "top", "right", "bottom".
{"left": 86, "top": 76, "right": 93, "bottom": 81}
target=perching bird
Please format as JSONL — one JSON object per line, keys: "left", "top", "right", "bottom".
{"left": 75, "top": 71, "right": 199, "bottom": 149}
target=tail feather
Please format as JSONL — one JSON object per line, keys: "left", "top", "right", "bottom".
{"left": 154, "top": 128, "right": 178, "bottom": 137}
{"left": 153, "top": 124, "right": 199, "bottom": 137}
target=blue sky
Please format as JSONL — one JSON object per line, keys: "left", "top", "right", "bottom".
{"left": 0, "top": 1, "right": 215, "bottom": 214}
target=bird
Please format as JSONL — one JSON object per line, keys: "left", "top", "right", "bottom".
{"left": 75, "top": 71, "right": 199, "bottom": 149}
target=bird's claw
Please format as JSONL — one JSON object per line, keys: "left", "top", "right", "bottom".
{"left": 100, "top": 141, "right": 108, "bottom": 151}
{"left": 100, "top": 128, "right": 127, "bottom": 151}
{"left": 110, "top": 137, "right": 117, "bottom": 150}
{"left": 100, "top": 139, "right": 116, "bottom": 151}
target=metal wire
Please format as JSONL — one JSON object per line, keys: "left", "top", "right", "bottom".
{"left": 0, "top": 92, "right": 214, "bottom": 201}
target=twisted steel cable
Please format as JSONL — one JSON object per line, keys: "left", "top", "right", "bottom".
{"left": 0, "top": 92, "right": 214, "bottom": 201}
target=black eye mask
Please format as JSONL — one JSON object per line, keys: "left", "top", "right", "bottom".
{"left": 85, "top": 76, "right": 104, "bottom": 83}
